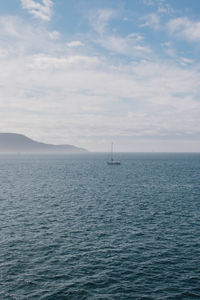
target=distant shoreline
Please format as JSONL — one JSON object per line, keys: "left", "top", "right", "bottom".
{"left": 0, "top": 133, "right": 88, "bottom": 153}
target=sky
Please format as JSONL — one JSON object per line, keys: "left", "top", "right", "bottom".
{"left": 0, "top": 0, "right": 200, "bottom": 152}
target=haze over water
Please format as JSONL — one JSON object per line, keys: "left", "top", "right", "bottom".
{"left": 0, "top": 153, "right": 200, "bottom": 299}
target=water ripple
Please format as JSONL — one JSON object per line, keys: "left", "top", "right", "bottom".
{"left": 0, "top": 153, "right": 200, "bottom": 299}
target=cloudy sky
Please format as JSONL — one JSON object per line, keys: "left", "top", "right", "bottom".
{"left": 1, "top": 0, "right": 200, "bottom": 152}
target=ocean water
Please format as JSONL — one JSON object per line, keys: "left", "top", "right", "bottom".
{"left": 0, "top": 153, "right": 200, "bottom": 300}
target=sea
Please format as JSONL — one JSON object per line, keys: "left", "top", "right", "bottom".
{"left": 0, "top": 153, "right": 200, "bottom": 300}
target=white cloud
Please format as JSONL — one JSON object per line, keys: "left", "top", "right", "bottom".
{"left": 2, "top": 46, "right": 200, "bottom": 143}
{"left": 0, "top": 16, "right": 64, "bottom": 57}
{"left": 89, "top": 8, "right": 117, "bottom": 34}
{"left": 157, "top": 0, "right": 173, "bottom": 14}
{"left": 29, "top": 54, "right": 99, "bottom": 70}
{"left": 98, "top": 34, "right": 152, "bottom": 58}
{"left": 49, "top": 30, "right": 60, "bottom": 40}
{"left": 140, "top": 13, "right": 161, "bottom": 30}
{"left": 165, "top": 47, "right": 176, "bottom": 58}
{"left": 67, "top": 41, "right": 84, "bottom": 48}
{"left": 1, "top": 15, "right": 200, "bottom": 151}
{"left": 142, "top": 0, "right": 154, "bottom": 6}
{"left": 162, "top": 42, "right": 193, "bottom": 65}
{"left": 168, "top": 17, "right": 200, "bottom": 42}
{"left": 0, "top": 16, "right": 21, "bottom": 38}
{"left": 179, "top": 57, "right": 193, "bottom": 66}
{"left": 142, "top": 0, "right": 173, "bottom": 14}
{"left": 0, "top": 48, "right": 8, "bottom": 58}
{"left": 21, "top": 0, "right": 53, "bottom": 21}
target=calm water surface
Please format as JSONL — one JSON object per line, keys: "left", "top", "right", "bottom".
{"left": 0, "top": 153, "right": 200, "bottom": 299}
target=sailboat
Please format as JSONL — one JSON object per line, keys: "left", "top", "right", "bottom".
{"left": 107, "top": 143, "right": 121, "bottom": 165}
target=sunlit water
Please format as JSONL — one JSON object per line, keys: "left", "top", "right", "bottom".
{"left": 0, "top": 153, "right": 200, "bottom": 299}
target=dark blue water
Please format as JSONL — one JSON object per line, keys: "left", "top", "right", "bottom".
{"left": 0, "top": 153, "right": 200, "bottom": 299}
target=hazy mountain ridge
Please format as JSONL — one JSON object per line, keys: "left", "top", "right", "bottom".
{"left": 0, "top": 133, "right": 87, "bottom": 153}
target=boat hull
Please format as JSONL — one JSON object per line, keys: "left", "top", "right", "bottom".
{"left": 107, "top": 161, "right": 121, "bottom": 165}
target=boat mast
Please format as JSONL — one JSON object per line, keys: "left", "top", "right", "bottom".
{"left": 111, "top": 142, "right": 113, "bottom": 161}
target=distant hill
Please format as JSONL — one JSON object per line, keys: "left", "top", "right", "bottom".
{"left": 0, "top": 133, "right": 88, "bottom": 153}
